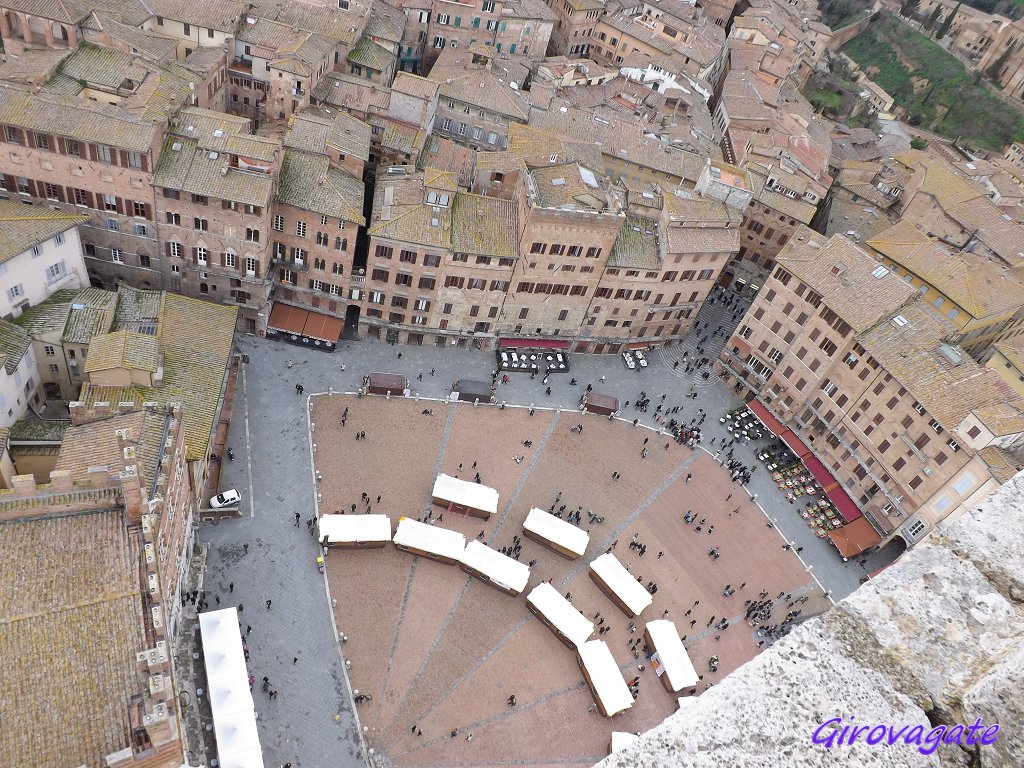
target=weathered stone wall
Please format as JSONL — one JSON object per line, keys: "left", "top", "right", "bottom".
{"left": 827, "top": 13, "right": 879, "bottom": 52}
{"left": 598, "top": 473, "right": 1024, "bottom": 768}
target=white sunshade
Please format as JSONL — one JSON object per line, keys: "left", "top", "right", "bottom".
{"left": 590, "top": 552, "right": 654, "bottom": 616}
{"left": 432, "top": 473, "right": 500, "bottom": 515}
{"left": 318, "top": 513, "right": 392, "bottom": 544}
{"left": 646, "top": 619, "right": 699, "bottom": 691}
{"left": 460, "top": 540, "right": 531, "bottom": 593}
{"left": 526, "top": 582, "right": 594, "bottom": 647}
{"left": 523, "top": 507, "right": 589, "bottom": 557}
{"left": 578, "top": 640, "right": 634, "bottom": 716}
{"left": 393, "top": 517, "right": 466, "bottom": 561}
{"left": 611, "top": 732, "right": 640, "bottom": 752}
{"left": 199, "top": 608, "right": 263, "bottom": 767}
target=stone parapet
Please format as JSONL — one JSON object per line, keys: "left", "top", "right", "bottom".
{"left": 598, "top": 473, "right": 1024, "bottom": 768}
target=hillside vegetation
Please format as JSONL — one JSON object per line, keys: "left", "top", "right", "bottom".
{"left": 841, "top": 13, "right": 1024, "bottom": 149}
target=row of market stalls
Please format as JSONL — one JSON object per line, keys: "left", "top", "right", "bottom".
{"left": 266, "top": 303, "right": 344, "bottom": 351}
{"left": 316, "top": 474, "right": 698, "bottom": 717}
{"left": 198, "top": 609, "right": 264, "bottom": 768}
{"left": 745, "top": 400, "right": 883, "bottom": 559}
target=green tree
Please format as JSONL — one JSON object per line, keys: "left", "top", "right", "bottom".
{"left": 936, "top": 3, "right": 960, "bottom": 39}
{"left": 986, "top": 44, "right": 1014, "bottom": 82}
{"left": 900, "top": 0, "right": 921, "bottom": 18}
{"left": 910, "top": 136, "right": 929, "bottom": 149}
{"left": 924, "top": 4, "right": 942, "bottom": 29}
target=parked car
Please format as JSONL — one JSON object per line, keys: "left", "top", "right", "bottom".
{"left": 210, "top": 489, "right": 241, "bottom": 509}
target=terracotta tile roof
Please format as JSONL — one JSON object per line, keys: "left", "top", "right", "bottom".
{"left": 284, "top": 112, "right": 371, "bottom": 161}
{"left": 153, "top": 138, "right": 274, "bottom": 207}
{"left": 87, "top": 12, "right": 179, "bottom": 62}
{"left": 13, "top": 287, "right": 117, "bottom": 344}
{"left": 272, "top": 32, "right": 335, "bottom": 76}
{"left": 0, "top": 200, "right": 88, "bottom": 264}
{"left": 84, "top": 329, "right": 160, "bottom": 374}
{"left": 0, "top": 509, "right": 146, "bottom": 768}
{"left": 748, "top": 171, "right": 816, "bottom": 223}
{"left": 529, "top": 162, "right": 612, "bottom": 212}
{"left": 59, "top": 42, "right": 146, "bottom": 90}
{"left": 978, "top": 445, "right": 1023, "bottom": 484}
{"left": 858, "top": 299, "right": 1021, "bottom": 432}
{"left": 391, "top": 72, "right": 440, "bottom": 101}
{"left": 451, "top": 193, "right": 518, "bottom": 258}
{"left": 146, "top": 0, "right": 248, "bottom": 31}
{"left": 419, "top": 135, "right": 476, "bottom": 189}
{"left": 369, "top": 115, "right": 427, "bottom": 155}
{"left": 369, "top": 174, "right": 453, "bottom": 249}
{"left": 174, "top": 107, "right": 280, "bottom": 161}
{"left": 55, "top": 409, "right": 166, "bottom": 488}
{"left": 777, "top": 230, "right": 916, "bottom": 332}
{"left": 0, "top": 320, "right": 32, "bottom": 375}
{"left": 80, "top": 289, "right": 236, "bottom": 461}
{"left": 994, "top": 335, "right": 1024, "bottom": 372}
{"left": 429, "top": 63, "right": 531, "bottom": 121}
{"left": 0, "top": 84, "right": 159, "bottom": 151}
{"left": 610, "top": 215, "right": 660, "bottom": 269}
{"left": 348, "top": 35, "right": 395, "bottom": 72}
{"left": 276, "top": 150, "right": 365, "bottom": 224}
{"left": 9, "top": 417, "right": 70, "bottom": 441}
{"left": 254, "top": 0, "right": 363, "bottom": 44}
{"left": 473, "top": 121, "right": 604, "bottom": 173}
{"left": 0, "top": 48, "right": 71, "bottom": 83}
{"left": 311, "top": 72, "right": 392, "bottom": 115}
{"left": 365, "top": 0, "right": 405, "bottom": 43}
{"left": 971, "top": 402, "right": 1024, "bottom": 437}
{"left": 866, "top": 220, "right": 1024, "bottom": 319}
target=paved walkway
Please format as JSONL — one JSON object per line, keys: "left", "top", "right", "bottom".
{"left": 196, "top": 289, "right": 899, "bottom": 767}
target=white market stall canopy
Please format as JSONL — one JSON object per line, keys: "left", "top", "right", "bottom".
{"left": 526, "top": 582, "right": 594, "bottom": 647}
{"left": 431, "top": 473, "right": 499, "bottom": 517}
{"left": 199, "top": 608, "right": 263, "bottom": 768}
{"left": 645, "top": 619, "right": 699, "bottom": 692}
{"left": 460, "top": 540, "right": 531, "bottom": 594}
{"left": 392, "top": 517, "right": 467, "bottom": 563}
{"left": 522, "top": 507, "right": 589, "bottom": 558}
{"left": 577, "top": 640, "right": 634, "bottom": 717}
{"left": 318, "top": 513, "right": 392, "bottom": 545}
{"left": 589, "top": 552, "right": 654, "bottom": 617}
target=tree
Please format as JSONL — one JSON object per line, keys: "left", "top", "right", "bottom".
{"left": 987, "top": 44, "right": 1014, "bottom": 83}
{"left": 936, "top": 3, "right": 960, "bottom": 39}
{"left": 910, "top": 137, "right": 929, "bottom": 149}
{"left": 900, "top": 0, "right": 921, "bottom": 18}
{"left": 924, "top": 4, "right": 943, "bottom": 30}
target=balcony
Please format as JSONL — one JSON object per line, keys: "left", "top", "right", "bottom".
{"left": 291, "top": 87, "right": 305, "bottom": 97}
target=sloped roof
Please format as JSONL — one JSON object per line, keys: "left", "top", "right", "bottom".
{"left": 276, "top": 150, "right": 365, "bottom": 223}
{"left": 0, "top": 201, "right": 87, "bottom": 264}
{"left": 451, "top": 193, "right": 518, "bottom": 258}
{"left": 84, "top": 329, "right": 160, "bottom": 373}
{"left": 0, "top": 509, "right": 146, "bottom": 768}
{"left": 0, "top": 320, "right": 31, "bottom": 374}
{"left": 777, "top": 230, "right": 916, "bottom": 332}
{"left": 867, "top": 220, "right": 1024, "bottom": 319}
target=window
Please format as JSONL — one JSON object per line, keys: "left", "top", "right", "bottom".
{"left": 134, "top": 223, "right": 147, "bottom": 237}
{"left": 400, "top": 250, "right": 417, "bottom": 263}
{"left": 34, "top": 132, "right": 49, "bottom": 150}
{"left": 273, "top": 215, "right": 284, "bottom": 231}
{"left": 225, "top": 252, "right": 237, "bottom": 268}
{"left": 245, "top": 257, "right": 257, "bottom": 275}
{"left": 105, "top": 219, "right": 120, "bottom": 232}
{"left": 31, "top": 245, "right": 42, "bottom": 257}
{"left": 418, "top": 276, "right": 435, "bottom": 290}
{"left": 3, "top": 126, "right": 18, "bottom": 143}
{"left": 169, "top": 242, "right": 182, "bottom": 258}
{"left": 49, "top": 364, "right": 59, "bottom": 373}
{"left": 139, "top": 254, "right": 150, "bottom": 269}
{"left": 333, "top": 263, "right": 344, "bottom": 275}
{"left": 438, "top": 12, "right": 449, "bottom": 23}
{"left": 111, "top": 250, "right": 124, "bottom": 264}
{"left": 127, "top": 152, "right": 143, "bottom": 169}
{"left": 196, "top": 247, "right": 208, "bottom": 265}
{"left": 396, "top": 273, "right": 413, "bottom": 287}
{"left": 96, "top": 145, "right": 112, "bottom": 163}
{"left": 194, "top": 217, "right": 208, "bottom": 231}
{"left": 296, "top": 221, "right": 307, "bottom": 237}
{"left": 103, "top": 194, "right": 118, "bottom": 211}
{"left": 45, "top": 261, "right": 68, "bottom": 283}
{"left": 44, "top": 345, "right": 55, "bottom": 356}
{"left": 434, "top": 36, "right": 446, "bottom": 48}
{"left": 375, "top": 245, "right": 393, "bottom": 260}
{"left": 246, "top": 228, "right": 260, "bottom": 243}
{"left": 947, "top": 438, "right": 961, "bottom": 453}
{"left": 929, "top": 419, "right": 943, "bottom": 434}
{"left": 44, "top": 183, "right": 60, "bottom": 200}
{"left": 6, "top": 284, "right": 24, "bottom": 301}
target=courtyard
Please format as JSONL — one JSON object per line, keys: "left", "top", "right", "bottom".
{"left": 311, "top": 393, "right": 828, "bottom": 766}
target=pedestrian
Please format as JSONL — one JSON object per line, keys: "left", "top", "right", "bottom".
{"left": 293, "top": 656, "right": 298, "bottom": 664}
{"left": 246, "top": 624, "right": 252, "bottom": 635}
{"left": 229, "top": 582, "right": 234, "bottom": 593}
{"left": 294, "top": 512, "right": 301, "bottom": 527}
{"left": 412, "top": 725, "right": 417, "bottom": 734}
{"left": 238, "top": 604, "right": 244, "bottom": 612}
{"left": 266, "top": 599, "right": 272, "bottom": 610}
{"left": 243, "top": 543, "right": 249, "bottom": 555}
{"left": 451, "top": 729, "right": 458, "bottom": 738}
{"left": 467, "top": 733, "right": 473, "bottom": 742}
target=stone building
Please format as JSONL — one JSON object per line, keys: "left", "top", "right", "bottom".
{"left": 542, "top": 0, "right": 603, "bottom": 56}
{"left": 152, "top": 107, "right": 279, "bottom": 332}
{"left": 719, "top": 228, "right": 1024, "bottom": 552}
{"left": 0, "top": 402, "right": 194, "bottom": 768}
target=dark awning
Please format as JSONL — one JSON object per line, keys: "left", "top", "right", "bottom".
{"left": 827, "top": 517, "right": 882, "bottom": 558}
{"left": 803, "top": 455, "right": 863, "bottom": 522}
{"left": 268, "top": 303, "right": 309, "bottom": 334}
{"left": 499, "top": 338, "right": 570, "bottom": 350}
{"left": 747, "top": 399, "right": 785, "bottom": 436}
{"left": 780, "top": 428, "right": 810, "bottom": 459}
{"left": 303, "top": 312, "right": 344, "bottom": 343}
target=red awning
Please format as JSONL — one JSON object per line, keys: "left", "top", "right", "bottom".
{"left": 303, "top": 311, "right": 344, "bottom": 343}
{"left": 780, "top": 428, "right": 810, "bottom": 459}
{"left": 803, "top": 455, "right": 862, "bottom": 522}
{"left": 268, "top": 303, "right": 309, "bottom": 334}
{"left": 499, "top": 338, "right": 570, "bottom": 350}
{"left": 827, "top": 517, "right": 882, "bottom": 559}
{"left": 747, "top": 399, "right": 785, "bottom": 436}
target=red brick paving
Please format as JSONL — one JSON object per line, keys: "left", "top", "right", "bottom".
{"left": 312, "top": 395, "right": 826, "bottom": 767}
